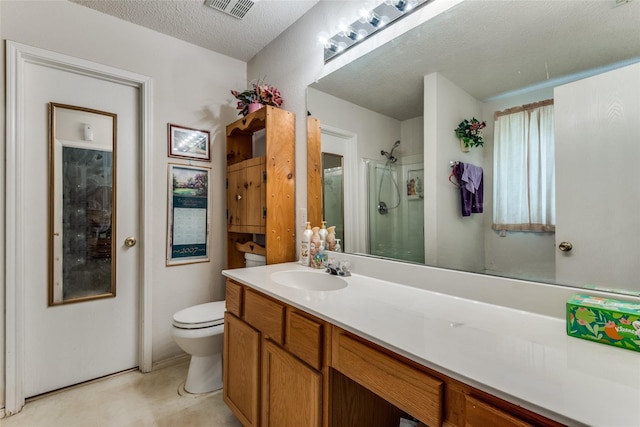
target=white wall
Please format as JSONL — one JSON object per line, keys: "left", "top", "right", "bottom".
{"left": 1, "top": 0, "right": 246, "bottom": 406}
{"left": 425, "top": 72, "right": 485, "bottom": 272}
{"left": 307, "top": 87, "right": 401, "bottom": 161}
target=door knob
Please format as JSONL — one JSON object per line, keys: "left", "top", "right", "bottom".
{"left": 558, "top": 241, "right": 573, "bottom": 252}
{"left": 124, "top": 236, "right": 137, "bottom": 247}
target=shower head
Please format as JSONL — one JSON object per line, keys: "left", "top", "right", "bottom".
{"left": 381, "top": 140, "right": 401, "bottom": 163}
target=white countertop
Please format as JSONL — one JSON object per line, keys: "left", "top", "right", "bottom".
{"left": 223, "top": 261, "right": 640, "bottom": 427}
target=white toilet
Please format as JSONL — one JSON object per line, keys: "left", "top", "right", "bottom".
{"left": 171, "top": 301, "right": 226, "bottom": 394}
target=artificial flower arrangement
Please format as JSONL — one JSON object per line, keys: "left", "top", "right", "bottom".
{"left": 454, "top": 117, "right": 487, "bottom": 148}
{"left": 231, "top": 79, "right": 283, "bottom": 116}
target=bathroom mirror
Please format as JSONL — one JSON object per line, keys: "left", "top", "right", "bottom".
{"left": 49, "top": 103, "right": 117, "bottom": 305}
{"left": 307, "top": 0, "right": 640, "bottom": 295}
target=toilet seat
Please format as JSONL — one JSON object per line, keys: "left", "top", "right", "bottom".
{"left": 172, "top": 301, "right": 226, "bottom": 329}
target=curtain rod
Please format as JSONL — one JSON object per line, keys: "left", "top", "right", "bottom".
{"left": 494, "top": 98, "right": 554, "bottom": 120}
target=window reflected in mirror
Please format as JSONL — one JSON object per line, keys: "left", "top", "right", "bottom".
{"left": 49, "top": 103, "right": 117, "bottom": 305}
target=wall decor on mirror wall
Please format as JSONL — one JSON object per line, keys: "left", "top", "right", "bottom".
{"left": 48, "top": 103, "right": 117, "bottom": 305}
{"left": 167, "top": 164, "right": 210, "bottom": 266}
{"left": 168, "top": 123, "right": 211, "bottom": 161}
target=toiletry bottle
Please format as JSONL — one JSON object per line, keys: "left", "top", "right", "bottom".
{"left": 318, "top": 241, "right": 328, "bottom": 267}
{"left": 300, "top": 222, "right": 312, "bottom": 266}
{"left": 319, "top": 221, "right": 328, "bottom": 244}
{"left": 326, "top": 226, "right": 336, "bottom": 250}
{"left": 310, "top": 226, "right": 321, "bottom": 259}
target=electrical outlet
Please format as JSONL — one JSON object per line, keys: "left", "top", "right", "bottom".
{"left": 299, "top": 208, "right": 307, "bottom": 227}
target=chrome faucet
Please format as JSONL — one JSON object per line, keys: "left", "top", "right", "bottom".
{"left": 326, "top": 260, "right": 351, "bottom": 277}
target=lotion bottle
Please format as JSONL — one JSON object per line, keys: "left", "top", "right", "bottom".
{"left": 300, "top": 222, "right": 312, "bottom": 266}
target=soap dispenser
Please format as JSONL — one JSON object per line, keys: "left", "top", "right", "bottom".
{"left": 319, "top": 221, "right": 328, "bottom": 243}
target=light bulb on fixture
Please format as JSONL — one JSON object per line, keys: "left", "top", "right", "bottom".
{"left": 359, "top": 9, "right": 382, "bottom": 27}
{"left": 341, "top": 25, "right": 359, "bottom": 41}
{"left": 317, "top": 32, "right": 330, "bottom": 46}
{"left": 386, "top": 0, "right": 413, "bottom": 12}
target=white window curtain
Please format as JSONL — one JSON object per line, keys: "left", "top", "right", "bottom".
{"left": 493, "top": 102, "right": 555, "bottom": 232}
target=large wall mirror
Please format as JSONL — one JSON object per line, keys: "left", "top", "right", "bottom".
{"left": 307, "top": 0, "right": 640, "bottom": 296}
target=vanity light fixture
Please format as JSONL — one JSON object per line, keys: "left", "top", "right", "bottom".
{"left": 320, "top": 0, "right": 432, "bottom": 62}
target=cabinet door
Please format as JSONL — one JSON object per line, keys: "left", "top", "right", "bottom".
{"left": 262, "top": 340, "right": 322, "bottom": 427}
{"left": 245, "top": 157, "right": 265, "bottom": 232}
{"left": 223, "top": 312, "right": 260, "bottom": 427}
{"left": 227, "top": 163, "right": 244, "bottom": 231}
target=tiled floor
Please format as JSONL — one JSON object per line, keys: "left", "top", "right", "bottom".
{"left": 0, "top": 357, "right": 242, "bottom": 427}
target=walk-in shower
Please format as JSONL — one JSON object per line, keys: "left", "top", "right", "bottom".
{"left": 366, "top": 145, "right": 425, "bottom": 264}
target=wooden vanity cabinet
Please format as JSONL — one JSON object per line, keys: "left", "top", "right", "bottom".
{"left": 223, "top": 280, "right": 324, "bottom": 427}
{"left": 223, "top": 312, "right": 260, "bottom": 427}
{"left": 223, "top": 280, "right": 565, "bottom": 427}
{"left": 226, "top": 106, "right": 295, "bottom": 269}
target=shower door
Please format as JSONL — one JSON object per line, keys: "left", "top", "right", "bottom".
{"left": 367, "top": 159, "right": 425, "bottom": 263}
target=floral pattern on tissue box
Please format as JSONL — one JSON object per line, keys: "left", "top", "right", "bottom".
{"left": 567, "top": 294, "right": 640, "bottom": 352}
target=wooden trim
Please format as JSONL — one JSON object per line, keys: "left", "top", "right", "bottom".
{"left": 307, "top": 116, "right": 323, "bottom": 227}
{"left": 494, "top": 98, "right": 554, "bottom": 120}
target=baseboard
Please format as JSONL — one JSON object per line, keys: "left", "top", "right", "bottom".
{"left": 151, "top": 353, "right": 189, "bottom": 371}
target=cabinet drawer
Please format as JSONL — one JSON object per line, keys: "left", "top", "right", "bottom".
{"left": 244, "top": 289, "right": 285, "bottom": 344}
{"left": 332, "top": 329, "right": 443, "bottom": 427}
{"left": 286, "top": 310, "right": 323, "bottom": 370}
{"left": 226, "top": 280, "right": 243, "bottom": 317}
{"left": 465, "top": 395, "right": 533, "bottom": 427}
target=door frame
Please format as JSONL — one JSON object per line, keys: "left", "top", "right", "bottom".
{"left": 4, "top": 41, "right": 153, "bottom": 415}
{"left": 319, "top": 125, "right": 361, "bottom": 254}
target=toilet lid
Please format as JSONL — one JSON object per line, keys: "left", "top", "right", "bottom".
{"left": 172, "top": 301, "right": 226, "bottom": 329}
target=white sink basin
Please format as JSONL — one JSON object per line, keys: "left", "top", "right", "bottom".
{"left": 270, "top": 270, "right": 348, "bottom": 291}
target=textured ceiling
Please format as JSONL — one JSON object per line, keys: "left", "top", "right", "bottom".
{"left": 70, "top": 0, "right": 319, "bottom": 62}
{"left": 311, "top": 0, "right": 640, "bottom": 121}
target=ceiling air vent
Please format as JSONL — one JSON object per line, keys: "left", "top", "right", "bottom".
{"left": 205, "top": 0, "right": 255, "bottom": 19}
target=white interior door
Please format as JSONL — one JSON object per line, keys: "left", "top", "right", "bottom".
{"left": 22, "top": 58, "right": 140, "bottom": 397}
{"left": 554, "top": 62, "right": 640, "bottom": 292}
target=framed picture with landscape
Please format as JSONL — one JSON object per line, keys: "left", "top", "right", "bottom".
{"left": 168, "top": 123, "right": 210, "bottom": 161}
{"left": 166, "top": 164, "right": 210, "bottom": 265}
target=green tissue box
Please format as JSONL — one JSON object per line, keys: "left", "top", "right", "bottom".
{"left": 567, "top": 294, "right": 640, "bottom": 352}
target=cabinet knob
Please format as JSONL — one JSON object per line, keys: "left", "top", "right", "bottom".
{"left": 236, "top": 194, "right": 242, "bottom": 200}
